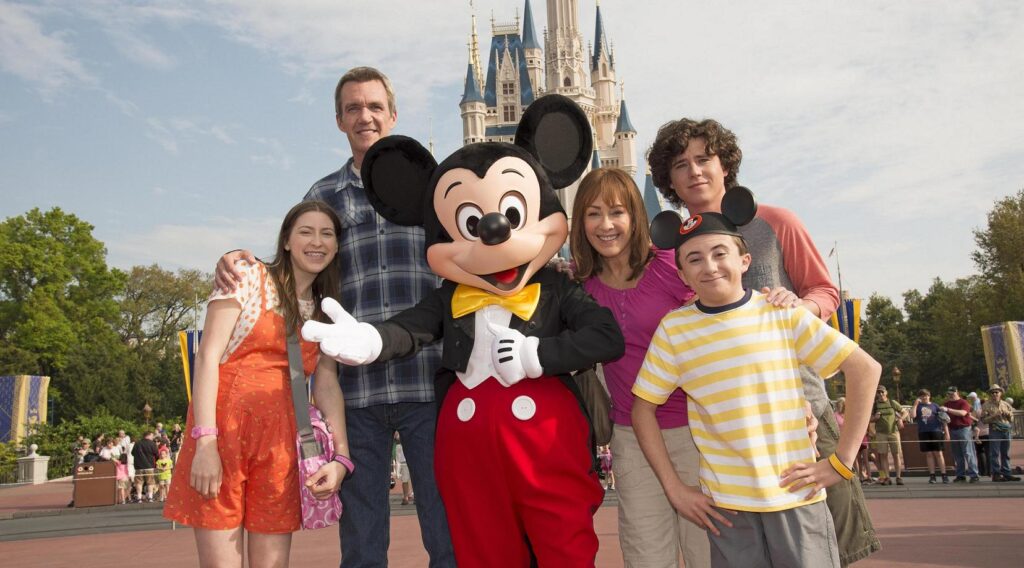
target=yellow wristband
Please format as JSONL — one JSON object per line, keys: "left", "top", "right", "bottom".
{"left": 828, "top": 453, "right": 855, "bottom": 480}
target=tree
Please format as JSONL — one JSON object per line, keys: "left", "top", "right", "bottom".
{"left": 903, "top": 277, "right": 991, "bottom": 397}
{"left": 859, "top": 294, "right": 913, "bottom": 395}
{"left": 0, "top": 208, "right": 125, "bottom": 377}
{"left": 117, "top": 265, "right": 212, "bottom": 420}
{"left": 118, "top": 264, "right": 210, "bottom": 345}
{"left": 972, "top": 188, "right": 1024, "bottom": 322}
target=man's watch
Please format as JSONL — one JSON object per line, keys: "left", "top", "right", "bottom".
{"left": 190, "top": 426, "right": 219, "bottom": 439}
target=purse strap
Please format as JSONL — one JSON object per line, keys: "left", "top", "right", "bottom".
{"left": 287, "top": 329, "right": 323, "bottom": 460}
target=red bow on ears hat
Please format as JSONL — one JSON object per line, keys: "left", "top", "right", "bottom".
{"left": 650, "top": 186, "right": 758, "bottom": 250}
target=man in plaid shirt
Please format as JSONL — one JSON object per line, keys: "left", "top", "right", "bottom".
{"left": 216, "top": 67, "right": 454, "bottom": 568}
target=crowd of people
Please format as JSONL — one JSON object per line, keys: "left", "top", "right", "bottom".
{"left": 835, "top": 385, "right": 1021, "bottom": 486}
{"left": 70, "top": 423, "right": 184, "bottom": 505}
{"left": 150, "top": 64, "right": 1020, "bottom": 568}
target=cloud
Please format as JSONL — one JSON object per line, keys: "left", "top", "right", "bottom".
{"left": 105, "top": 215, "right": 281, "bottom": 273}
{"left": 0, "top": 1, "right": 96, "bottom": 96}
{"left": 74, "top": 0, "right": 199, "bottom": 70}
{"left": 184, "top": 0, "right": 469, "bottom": 129}
{"left": 7, "top": 0, "right": 1023, "bottom": 308}
{"left": 250, "top": 136, "right": 293, "bottom": 170}
{"left": 103, "top": 90, "right": 140, "bottom": 117}
{"left": 145, "top": 117, "right": 178, "bottom": 154}
{"left": 289, "top": 86, "right": 315, "bottom": 106}
{"left": 144, "top": 115, "right": 238, "bottom": 153}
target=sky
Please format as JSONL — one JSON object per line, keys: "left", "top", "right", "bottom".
{"left": 2, "top": 0, "right": 1022, "bottom": 307}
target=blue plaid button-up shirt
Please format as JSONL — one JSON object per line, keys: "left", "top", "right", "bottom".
{"left": 305, "top": 159, "right": 442, "bottom": 408}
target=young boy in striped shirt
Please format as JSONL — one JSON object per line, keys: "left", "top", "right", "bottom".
{"left": 633, "top": 202, "right": 881, "bottom": 567}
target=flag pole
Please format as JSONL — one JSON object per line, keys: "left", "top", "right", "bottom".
{"left": 831, "top": 241, "right": 848, "bottom": 337}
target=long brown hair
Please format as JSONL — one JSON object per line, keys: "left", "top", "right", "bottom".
{"left": 570, "top": 168, "right": 653, "bottom": 282}
{"left": 265, "top": 200, "right": 342, "bottom": 333}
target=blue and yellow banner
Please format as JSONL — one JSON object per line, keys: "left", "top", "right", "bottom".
{"left": 829, "top": 298, "right": 862, "bottom": 343}
{"left": 178, "top": 330, "right": 203, "bottom": 402}
{"left": 0, "top": 375, "right": 50, "bottom": 443}
{"left": 981, "top": 322, "right": 1024, "bottom": 391}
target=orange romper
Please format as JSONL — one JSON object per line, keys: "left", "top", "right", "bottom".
{"left": 164, "top": 264, "right": 318, "bottom": 533}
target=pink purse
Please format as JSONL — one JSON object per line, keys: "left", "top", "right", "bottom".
{"left": 294, "top": 405, "right": 343, "bottom": 529}
{"left": 287, "top": 331, "right": 344, "bottom": 530}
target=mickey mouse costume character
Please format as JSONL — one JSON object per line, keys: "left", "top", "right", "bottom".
{"left": 303, "top": 94, "right": 625, "bottom": 567}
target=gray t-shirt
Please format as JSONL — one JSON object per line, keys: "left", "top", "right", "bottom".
{"left": 740, "top": 214, "right": 831, "bottom": 417}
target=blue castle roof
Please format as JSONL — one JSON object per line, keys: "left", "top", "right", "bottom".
{"left": 484, "top": 34, "right": 535, "bottom": 107}
{"left": 484, "top": 124, "right": 519, "bottom": 138}
{"left": 522, "top": 0, "right": 541, "bottom": 50}
{"left": 616, "top": 99, "right": 636, "bottom": 134}
{"left": 643, "top": 173, "right": 666, "bottom": 223}
{"left": 591, "top": 149, "right": 601, "bottom": 170}
{"left": 591, "top": 3, "right": 613, "bottom": 71}
{"left": 461, "top": 63, "right": 484, "bottom": 105}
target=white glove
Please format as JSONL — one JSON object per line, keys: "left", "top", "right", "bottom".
{"left": 487, "top": 323, "right": 543, "bottom": 386}
{"left": 302, "top": 298, "right": 382, "bottom": 365}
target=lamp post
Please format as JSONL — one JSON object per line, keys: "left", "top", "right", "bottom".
{"left": 142, "top": 402, "right": 152, "bottom": 425}
{"left": 892, "top": 366, "right": 902, "bottom": 403}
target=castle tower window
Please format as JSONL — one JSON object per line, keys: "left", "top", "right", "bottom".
{"left": 563, "top": 76, "right": 571, "bottom": 87}
{"left": 503, "top": 104, "right": 516, "bottom": 122}
{"left": 502, "top": 82, "right": 515, "bottom": 96}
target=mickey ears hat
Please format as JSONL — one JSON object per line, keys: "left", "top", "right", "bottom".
{"left": 650, "top": 186, "right": 758, "bottom": 250}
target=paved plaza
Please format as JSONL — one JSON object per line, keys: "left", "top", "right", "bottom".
{"left": 2, "top": 472, "right": 1023, "bottom": 567}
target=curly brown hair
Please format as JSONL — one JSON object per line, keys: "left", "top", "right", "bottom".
{"left": 646, "top": 118, "right": 743, "bottom": 208}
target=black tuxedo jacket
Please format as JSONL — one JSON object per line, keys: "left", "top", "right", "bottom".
{"left": 374, "top": 267, "right": 624, "bottom": 378}
{"left": 373, "top": 266, "right": 625, "bottom": 461}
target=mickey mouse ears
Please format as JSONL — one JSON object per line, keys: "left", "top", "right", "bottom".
{"left": 650, "top": 186, "right": 758, "bottom": 250}
{"left": 515, "top": 94, "right": 592, "bottom": 189}
{"left": 362, "top": 135, "right": 438, "bottom": 226}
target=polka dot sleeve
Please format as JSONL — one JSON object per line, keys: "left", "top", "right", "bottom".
{"left": 207, "top": 261, "right": 265, "bottom": 363}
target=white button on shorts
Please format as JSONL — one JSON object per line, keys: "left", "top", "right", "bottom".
{"left": 457, "top": 398, "right": 476, "bottom": 422}
{"left": 511, "top": 395, "right": 537, "bottom": 421}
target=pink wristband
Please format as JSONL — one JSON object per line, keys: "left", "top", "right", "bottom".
{"left": 332, "top": 454, "right": 355, "bottom": 477}
{"left": 190, "top": 426, "right": 218, "bottom": 439}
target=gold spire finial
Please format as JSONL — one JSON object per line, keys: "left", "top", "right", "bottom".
{"left": 469, "top": 1, "right": 484, "bottom": 91}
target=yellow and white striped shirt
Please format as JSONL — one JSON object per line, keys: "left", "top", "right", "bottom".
{"left": 633, "top": 291, "right": 856, "bottom": 512}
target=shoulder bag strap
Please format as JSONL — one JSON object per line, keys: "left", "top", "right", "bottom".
{"left": 288, "top": 330, "right": 323, "bottom": 460}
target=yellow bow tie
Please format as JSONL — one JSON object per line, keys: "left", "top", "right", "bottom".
{"left": 451, "top": 283, "right": 542, "bottom": 321}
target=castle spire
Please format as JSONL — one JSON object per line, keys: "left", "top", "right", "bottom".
{"left": 461, "top": 62, "right": 484, "bottom": 105}
{"left": 522, "top": 0, "right": 540, "bottom": 50}
{"left": 616, "top": 82, "right": 636, "bottom": 134}
{"left": 469, "top": 1, "right": 484, "bottom": 95}
{"left": 592, "top": 0, "right": 612, "bottom": 72}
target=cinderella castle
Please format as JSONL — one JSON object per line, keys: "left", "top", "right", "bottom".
{"left": 457, "top": 0, "right": 667, "bottom": 224}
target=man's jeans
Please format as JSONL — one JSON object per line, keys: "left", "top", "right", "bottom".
{"left": 339, "top": 402, "right": 455, "bottom": 568}
{"left": 949, "top": 426, "right": 978, "bottom": 478}
{"left": 988, "top": 428, "right": 1013, "bottom": 477}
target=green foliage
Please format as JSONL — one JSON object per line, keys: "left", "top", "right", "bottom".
{"left": 119, "top": 264, "right": 210, "bottom": 345}
{"left": 902, "top": 277, "right": 991, "bottom": 395}
{"left": 858, "top": 190, "right": 1024, "bottom": 400}
{"left": 859, "top": 294, "right": 912, "bottom": 393}
{"left": 22, "top": 412, "right": 144, "bottom": 478}
{"left": 0, "top": 207, "right": 209, "bottom": 422}
{"left": 972, "top": 189, "right": 1024, "bottom": 320}
{"left": 117, "top": 264, "right": 210, "bottom": 420}
{"left": 0, "top": 207, "right": 125, "bottom": 377}
{"left": 1004, "top": 383, "right": 1024, "bottom": 410}
{"left": 0, "top": 441, "right": 19, "bottom": 482}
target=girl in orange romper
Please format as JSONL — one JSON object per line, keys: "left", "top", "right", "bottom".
{"left": 165, "top": 201, "right": 352, "bottom": 567}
